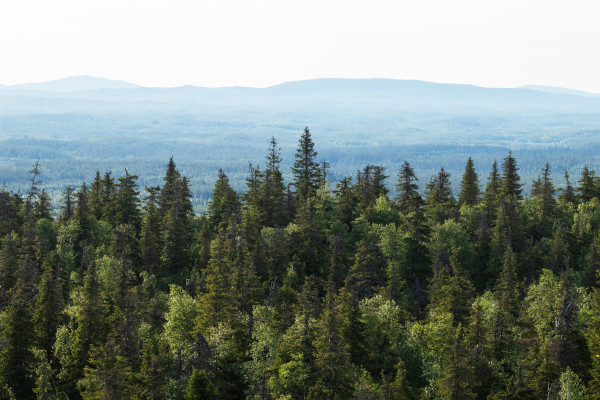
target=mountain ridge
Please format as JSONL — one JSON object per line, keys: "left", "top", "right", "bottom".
{"left": 2, "top": 75, "right": 600, "bottom": 98}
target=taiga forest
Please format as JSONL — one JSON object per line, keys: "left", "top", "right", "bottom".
{"left": 2, "top": 127, "right": 600, "bottom": 399}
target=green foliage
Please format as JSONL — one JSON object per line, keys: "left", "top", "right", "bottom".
{"left": 1, "top": 140, "right": 600, "bottom": 399}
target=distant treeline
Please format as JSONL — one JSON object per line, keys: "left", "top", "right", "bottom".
{"left": 2, "top": 127, "right": 600, "bottom": 399}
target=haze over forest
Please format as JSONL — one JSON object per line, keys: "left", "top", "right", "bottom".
{"left": 2, "top": 75, "right": 600, "bottom": 211}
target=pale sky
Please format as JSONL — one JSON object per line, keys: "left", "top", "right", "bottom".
{"left": 1, "top": 0, "right": 599, "bottom": 92}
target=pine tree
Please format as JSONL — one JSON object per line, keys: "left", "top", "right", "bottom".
{"left": 458, "top": 157, "right": 480, "bottom": 208}
{"left": 292, "top": 127, "right": 321, "bottom": 201}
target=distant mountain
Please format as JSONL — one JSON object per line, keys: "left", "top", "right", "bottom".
{"left": 3, "top": 75, "right": 139, "bottom": 92}
{"left": 520, "top": 84, "right": 600, "bottom": 98}
{"left": 2, "top": 77, "right": 600, "bottom": 115}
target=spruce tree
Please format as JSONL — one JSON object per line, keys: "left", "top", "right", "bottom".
{"left": 292, "top": 127, "right": 321, "bottom": 201}
{"left": 531, "top": 161, "right": 557, "bottom": 238}
{"left": 425, "top": 167, "right": 455, "bottom": 224}
{"left": 115, "top": 169, "right": 141, "bottom": 230}
{"left": 309, "top": 282, "right": 353, "bottom": 399}
{"left": 578, "top": 166, "right": 597, "bottom": 203}
{"left": 207, "top": 169, "right": 239, "bottom": 232}
{"left": 458, "top": 157, "right": 480, "bottom": 207}
{"left": 481, "top": 160, "right": 500, "bottom": 221}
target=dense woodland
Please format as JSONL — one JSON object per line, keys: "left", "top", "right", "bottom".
{"left": 2, "top": 127, "right": 600, "bottom": 399}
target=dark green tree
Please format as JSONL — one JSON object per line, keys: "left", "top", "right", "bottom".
{"left": 292, "top": 127, "right": 321, "bottom": 201}
{"left": 425, "top": 167, "right": 455, "bottom": 224}
{"left": 458, "top": 157, "right": 480, "bottom": 208}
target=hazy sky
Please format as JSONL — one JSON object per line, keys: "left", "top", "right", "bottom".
{"left": 1, "top": 0, "right": 599, "bottom": 91}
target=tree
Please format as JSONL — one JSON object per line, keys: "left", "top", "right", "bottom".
{"left": 346, "top": 241, "right": 387, "bottom": 300}
{"left": 558, "top": 169, "right": 577, "bottom": 206}
{"left": 292, "top": 127, "right": 321, "bottom": 201}
{"left": 425, "top": 167, "right": 455, "bottom": 224}
{"left": 396, "top": 161, "right": 421, "bottom": 214}
{"left": 263, "top": 137, "right": 288, "bottom": 227}
{"left": 428, "top": 246, "right": 474, "bottom": 326}
{"left": 499, "top": 151, "right": 523, "bottom": 200}
{"left": 578, "top": 166, "right": 597, "bottom": 203}
{"left": 78, "top": 338, "right": 136, "bottom": 400}
{"left": 0, "top": 296, "right": 35, "bottom": 399}
{"left": 558, "top": 367, "right": 588, "bottom": 400}
{"left": 531, "top": 161, "right": 557, "bottom": 238}
{"left": 308, "top": 283, "right": 354, "bottom": 399}
{"left": 458, "top": 157, "right": 480, "bottom": 207}
{"left": 184, "top": 368, "right": 217, "bottom": 400}
{"left": 115, "top": 169, "right": 141, "bottom": 230}
{"left": 207, "top": 169, "right": 239, "bottom": 232}
{"left": 58, "top": 264, "right": 108, "bottom": 396}
{"left": 436, "top": 330, "right": 476, "bottom": 400}
{"left": 140, "top": 186, "right": 162, "bottom": 274}
{"left": 481, "top": 160, "right": 500, "bottom": 221}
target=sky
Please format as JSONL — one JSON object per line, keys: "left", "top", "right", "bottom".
{"left": 1, "top": 0, "right": 600, "bottom": 92}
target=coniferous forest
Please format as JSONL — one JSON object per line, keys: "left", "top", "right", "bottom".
{"left": 3, "top": 127, "right": 600, "bottom": 400}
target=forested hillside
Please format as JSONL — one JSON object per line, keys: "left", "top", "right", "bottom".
{"left": 2, "top": 128, "right": 600, "bottom": 399}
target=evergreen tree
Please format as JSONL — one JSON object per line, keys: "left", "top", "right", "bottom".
{"left": 292, "top": 127, "right": 321, "bottom": 201}
{"left": 458, "top": 157, "right": 480, "bottom": 207}
{"left": 0, "top": 277, "right": 35, "bottom": 399}
{"left": 428, "top": 246, "right": 474, "bottom": 326}
{"left": 481, "top": 160, "right": 500, "bottom": 221}
{"left": 263, "top": 137, "right": 288, "bottom": 227}
{"left": 531, "top": 161, "right": 557, "bottom": 238}
{"left": 115, "top": 169, "right": 141, "bottom": 230}
{"left": 335, "top": 177, "right": 355, "bottom": 228}
{"left": 308, "top": 283, "right": 353, "bottom": 399}
{"left": 197, "top": 228, "right": 239, "bottom": 330}
{"left": 499, "top": 151, "right": 523, "bottom": 200}
{"left": 32, "top": 253, "right": 64, "bottom": 357}
{"left": 437, "top": 330, "right": 476, "bottom": 400}
{"left": 140, "top": 186, "right": 162, "bottom": 274}
{"left": 558, "top": 169, "right": 577, "bottom": 206}
{"left": 59, "top": 264, "right": 108, "bottom": 396}
{"left": 425, "top": 167, "right": 455, "bottom": 224}
{"left": 493, "top": 245, "right": 517, "bottom": 358}
{"left": 346, "top": 241, "right": 387, "bottom": 300}
{"left": 207, "top": 169, "right": 239, "bottom": 232}
{"left": 396, "top": 161, "right": 421, "bottom": 214}
{"left": 578, "top": 166, "right": 597, "bottom": 203}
